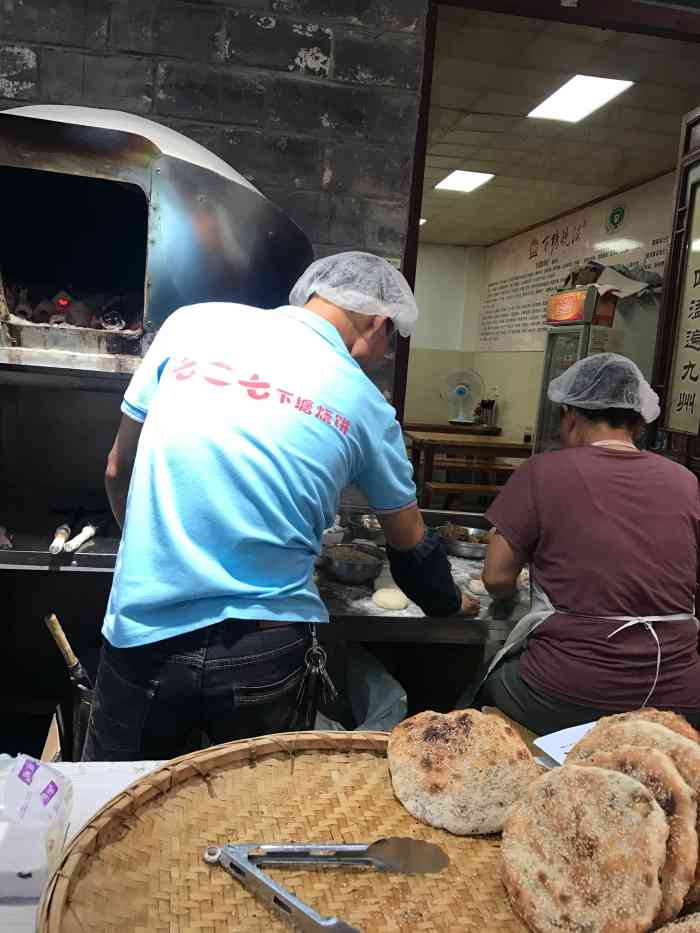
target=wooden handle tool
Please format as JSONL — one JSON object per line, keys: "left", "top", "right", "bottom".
{"left": 44, "top": 613, "right": 78, "bottom": 668}
{"left": 44, "top": 613, "right": 93, "bottom": 689}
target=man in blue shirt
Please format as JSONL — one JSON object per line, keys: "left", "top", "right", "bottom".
{"left": 83, "top": 252, "right": 477, "bottom": 761}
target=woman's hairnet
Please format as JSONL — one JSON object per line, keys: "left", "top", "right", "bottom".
{"left": 548, "top": 353, "right": 660, "bottom": 423}
{"left": 289, "top": 251, "right": 419, "bottom": 338}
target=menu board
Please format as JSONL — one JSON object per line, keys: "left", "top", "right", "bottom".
{"left": 479, "top": 174, "right": 674, "bottom": 352}
{"left": 666, "top": 187, "right": 700, "bottom": 434}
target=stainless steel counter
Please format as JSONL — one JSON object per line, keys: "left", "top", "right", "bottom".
{"left": 0, "top": 531, "right": 527, "bottom": 646}
{"left": 0, "top": 534, "right": 120, "bottom": 571}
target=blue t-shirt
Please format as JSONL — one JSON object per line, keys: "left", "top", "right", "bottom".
{"left": 104, "top": 303, "right": 417, "bottom": 647}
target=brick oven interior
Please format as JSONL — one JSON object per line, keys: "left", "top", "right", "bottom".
{"left": 1, "top": 165, "right": 147, "bottom": 347}
{"left": 0, "top": 163, "right": 149, "bottom": 549}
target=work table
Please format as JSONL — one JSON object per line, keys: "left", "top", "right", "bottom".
{"left": 0, "top": 533, "right": 121, "bottom": 572}
{"left": 1, "top": 533, "right": 528, "bottom": 646}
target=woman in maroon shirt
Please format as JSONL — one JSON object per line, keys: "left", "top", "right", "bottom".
{"left": 478, "top": 353, "right": 700, "bottom": 734}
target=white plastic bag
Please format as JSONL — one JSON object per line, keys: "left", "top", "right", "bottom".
{"left": 0, "top": 754, "right": 73, "bottom": 901}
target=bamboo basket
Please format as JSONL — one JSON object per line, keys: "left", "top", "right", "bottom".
{"left": 39, "top": 731, "right": 526, "bottom": 933}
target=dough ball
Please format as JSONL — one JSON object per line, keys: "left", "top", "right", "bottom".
{"left": 469, "top": 579, "right": 487, "bottom": 596}
{"left": 373, "top": 588, "right": 409, "bottom": 611}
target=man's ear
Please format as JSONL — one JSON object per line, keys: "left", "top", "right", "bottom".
{"left": 367, "top": 315, "right": 387, "bottom": 338}
{"left": 564, "top": 408, "right": 578, "bottom": 434}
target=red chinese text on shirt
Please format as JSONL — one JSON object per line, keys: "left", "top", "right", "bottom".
{"left": 167, "top": 357, "right": 352, "bottom": 437}
{"left": 238, "top": 374, "right": 271, "bottom": 400}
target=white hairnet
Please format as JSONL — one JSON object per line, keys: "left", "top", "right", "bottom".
{"left": 289, "top": 251, "right": 419, "bottom": 338}
{"left": 548, "top": 353, "right": 660, "bottom": 423}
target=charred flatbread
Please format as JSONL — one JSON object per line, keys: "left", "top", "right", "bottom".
{"left": 577, "top": 746, "right": 697, "bottom": 925}
{"left": 569, "top": 720, "right": 700, "bottom": 906}
{"left": 387, "top": 709, "right": 540, "bottom": 835}
{"left": 502, "top": 765, "right": 668, "bottom": 933}
{"left": 656, "top": 917, "right": 700, "bottom": 932}
{"left": 598, "top": 708, "right": 700, "bottom": 747}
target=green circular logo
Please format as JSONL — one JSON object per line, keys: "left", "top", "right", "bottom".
{"left": 606, "top": 205, "right": 626, "bottom": 233}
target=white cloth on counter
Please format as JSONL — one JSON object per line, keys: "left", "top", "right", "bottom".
{"left": 0, "top": 761, "right": 162, "bottom": 933}
{"left": 591, "top": 268, "right": 649, "bottom": 300}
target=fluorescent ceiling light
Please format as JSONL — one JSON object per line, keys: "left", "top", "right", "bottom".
{"left": 435, "top": 170, "right": 494, "bottom": 193}
{"left": 419, "top": 218, "right": 427, "bottom": 225}
{"left": 528, "top": 75, "right": 634, "bottom": 123}
{"left": 594, "top": 238, "right": 643, "bottom": 253}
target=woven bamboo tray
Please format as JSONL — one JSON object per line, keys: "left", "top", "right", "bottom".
{"left": 39, "top": 731, "right": 526, "bottom": 933}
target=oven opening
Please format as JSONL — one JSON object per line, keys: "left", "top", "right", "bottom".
{"left": 0, "top": 165, "right": 148, "bottom": 356}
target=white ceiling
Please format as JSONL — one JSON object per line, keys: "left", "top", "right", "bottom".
{"left": 420, "top": 8, "right": 700, "bottom": 246}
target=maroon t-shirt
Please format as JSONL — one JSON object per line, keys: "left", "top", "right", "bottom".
{"left": 486, "top": 447, "right": 700, "bottom": 712}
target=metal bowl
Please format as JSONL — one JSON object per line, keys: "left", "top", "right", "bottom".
{"left": 348, "top": 515, "right": 386, "bottom": 546}
{"left": 322, "top": 527, "right": 345, "bottom": 548}
{"left": 326, "top": 544, "right": 383, "bottom": 585}
{"left": 437, "top": 525, "right": 489, "bottom": 559}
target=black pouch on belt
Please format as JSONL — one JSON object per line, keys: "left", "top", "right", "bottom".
{"left": 386, "top": 527, "right": 462, "bottom": 617}
{"left": 287, "top": 624, "right": 338, "bottom": 731}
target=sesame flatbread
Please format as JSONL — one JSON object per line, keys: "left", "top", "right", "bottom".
{"left": 598, "top": 709, "right": 700, "bottom": 747}
{"left": 569, "top": 720, "right": 700, "bottom": 906}
{"left": 502, "top": 766, "right": 668, "bottom": 933}
{"left": 577, "top": 746, "right": 697, "bottom": 925}
{"left": 656, "top": 917, "right": 700, "bottom": 932}
{"left": 387, "top": 709, "right": 540, "bottom": 835}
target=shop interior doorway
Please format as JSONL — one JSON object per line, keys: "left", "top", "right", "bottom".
{"left": 403, "top": 3, "right": 700, "bottom": 480}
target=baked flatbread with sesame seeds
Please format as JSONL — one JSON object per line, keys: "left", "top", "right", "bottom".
{"left": 568, "top": 720, "right": 700, "bottom": 907}
{"left": 502, "top": 766, "right": 668, "bottom": 933}
{"left": 595, "top": 708, "right": 700, "bottom": 746}
{"left": 656, "top": 917, "right": 700, "bottom": 932}
{"left": 387, "top": 708, "right": 540, "bottom": 835}
{"left": 576, "top": 746, "right": 697, "bottom": 926}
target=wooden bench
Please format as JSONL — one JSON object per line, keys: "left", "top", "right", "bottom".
{"left": 423, "top": 480, "right": 503, "bottom": 508}
{"left": 432, "top": 457, "right": 516, "bottom": 474}
{"left": 404, "top": 431, "right": 531, "bottom": 508}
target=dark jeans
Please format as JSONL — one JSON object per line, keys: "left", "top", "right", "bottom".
{"left": 82, "top": 620, "right": 309, "bottom": 762}
{"left": 477, "top": 654, "right": 700, "bottom": 735}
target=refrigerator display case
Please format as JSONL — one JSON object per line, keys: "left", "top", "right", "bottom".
{"left": 533, "top": 287, "right": 621, "bottom": 453}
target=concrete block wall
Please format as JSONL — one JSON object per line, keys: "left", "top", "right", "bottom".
{"left": 0, "top": 0, "right": 427, "bottom": 259}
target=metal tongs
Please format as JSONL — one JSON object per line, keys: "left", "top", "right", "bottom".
{"left": 203, "top": 837, "right": 449, "bottom": 932}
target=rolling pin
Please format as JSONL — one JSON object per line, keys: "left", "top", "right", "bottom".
{"left": 64, "top": 524, "right": 97, "bottom": 553}
{"left": 49, "top": 523, "right": 71, "bottom": 555}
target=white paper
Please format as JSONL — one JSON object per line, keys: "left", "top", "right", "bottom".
{"left": 533, "top": 721, "right": 597, "bottom": 766}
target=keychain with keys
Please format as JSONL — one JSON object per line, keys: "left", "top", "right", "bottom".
{"left": 289, "top": 624, "right": 338, "bottom": 731}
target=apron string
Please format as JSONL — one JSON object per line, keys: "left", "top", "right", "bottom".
{"left": 607, "top": 619, "right": 662, "bottom": 709}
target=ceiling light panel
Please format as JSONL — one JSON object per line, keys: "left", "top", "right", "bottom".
{"left": 435, "top": 170, "right": 495, "bottom": 193}
{"left": 528, "top": 75, "right": 634, "bottom": 123}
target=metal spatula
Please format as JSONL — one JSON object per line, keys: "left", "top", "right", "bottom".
{"left": 204, "top": 837, "right": 448, "bottom": 932}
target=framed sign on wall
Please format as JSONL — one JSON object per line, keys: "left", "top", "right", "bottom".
{"left": 665, "top": 169, "right": 700, "bottom": 434}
